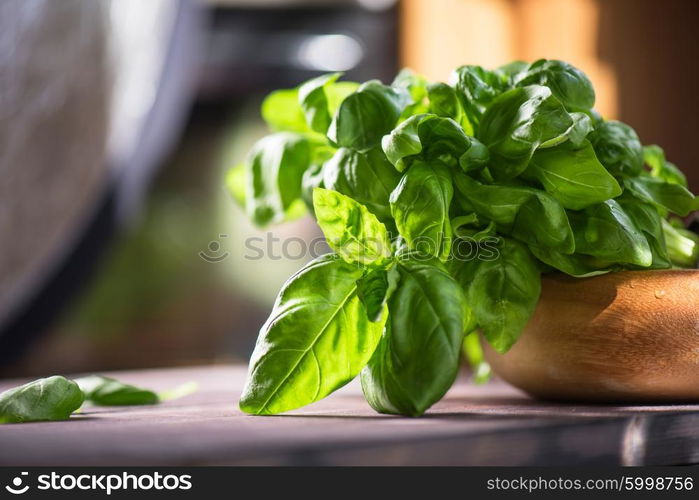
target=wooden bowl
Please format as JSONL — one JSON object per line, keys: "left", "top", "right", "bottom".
{"left": 482, "top": 270, "right": 699, "bottom": 402}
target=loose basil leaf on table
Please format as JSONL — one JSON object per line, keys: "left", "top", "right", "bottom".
{"left": 526, "top": 139, "right": 621, "bottom": 210}
{"left": 356, "top": 266, "right": 399, "bottom": 322}
{"left": 453, "top": 174, "right": 575, "bottom": 253}
{"left": 321, "top": 147, "right": 401, "bottom": 223}
{"left": 390, "top": 160, "right": 454, "bottom": 261}
{"left": 313, "top": 188, "right": 393, "bottom": 266}
{"left": 75, "top": 376, "right": 159, "bottom": 406}
{"left": 567, "top": 199, "right": 652, "bottom": 267}
{"left": 239, "top": 254, "right": 386, "bottom": 415}
{"left": 588, "top": 120, "right": 643, "bottom": 177}
{"left": 643, "top": 144, "right": 688, "bottom": 187}
{"left": 449, "top": 237, "right": 541, "bottom": 353}
{"left": 623, "top": 176, "right": 697, "bottom": 217}
{"left": 245, "top": 132, "right": 311, "bottom": 226}
{"left": 477, "top": 85, "right": 576, "bottom": 180}
{"left": 328, "top": 80, "right": 411, "bottom": 151}
{"left": 0, "top": 376, "right": 84, "bottom": 424}
{"left": 361, "top": 255, "right": 472, "bottom": 416}
{"left": 513, "top": 59, "right": 596, "bottom": 111}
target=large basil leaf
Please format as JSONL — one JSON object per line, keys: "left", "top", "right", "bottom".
{"left": 261, "top": 88, "right": 309, "bottom": 133}
{"left": 321, "top": 147, "right": 401, "bottom": 222}
{"left": 327, "top": 80, "right": 411, "bottom": 151}
{"left": 75, "top": 376, "right": 158, "bottom": 406}
{"left": 624, "top": 176, "right": 697, "bottom": 217}
{"left": 0, "top": 376, "right": 84, "bottom": 424}
{"left": 245, "top": 132, "right": 310, "bottom": 226}
{"left": 361, "top": 256, "right": 470, "bottom": 416}
{"left": 356, "top": 266, "right": 399, "bottom": 322}
{"left": 643, "top": 145, "right": 688, "bottom": 187}
{"left": 588, "top": 120, "right": 643, "bottom": 177}
{"left": 477, "top": 85, "right": 575, "bottom": 179}
{"left": 298, "top": 73, "right": 359, "bottom": 134}
{"left": 313, "top": 188, "right": 392, "bottom": 266}
{"left": 450, "top": 238, "right": 540, "bottom": 353}
{"left": 617, "top": 195, "right": 671, "bottom": 269}
{"left": 567, "top": 200, "right": 652, "bottom": 267}
{"left": 450, "top": 65, "right": 506, "bottom": 128}
{"left": 427, "top": 82, "right": 472, "bottom": 134}
{"left": 239, "top": 254, "right": 386, "bottom": 415}
{"left": 382, "top": 114, "right": 488, "bottom": 172}
{"left": 527, "top": 139, "right": 621, "bottom": 210}
{"left": 514, "top": 59, "right": 595, "bottom": 111}
{"left": 453, "top": 174, "right": 574, "bottom": 253}
{"left": 390, "top": 160, "right": 453, "bottom": 260}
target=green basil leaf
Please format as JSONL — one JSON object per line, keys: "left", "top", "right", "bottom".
{"left": 568, "top": 112, "right": 593, "bottom": 145}
{"left": 529, "top": 245, "right": 613, "bottom": 277}
{"left": 321, "top": 147, "right": 401, "bottom": 222}
{"left": 392, "top": 68, "right": 429, "bottom": 118}
{"left": 567, "top": 200, "right": 652, "bottom": 267}
{"left": 450, "top": 65, "right": 506, "bottom": 128}
{"left": 245, "top": 132, "right": 310, "bottom": 226}
{"left": 261, "top": 88, "right": 309, "bottom": 133}
{"left": 0, "top": 376, "right": 84, "bottom": 424}
{"left": 75, "top": 376, "right": 159, "bottom": 406}
{"left": 662, "top": 219, "right": 699, "bottom": 268}
{"left": 616, "top": 195, "right": 672, "bottom": 269}
{"left": 298, "top": 73, "right": 359, "bottom": 134}
{"left": 427, "top": 82, "right": 472, "bottom": 134}
{"left": 450, "top": 237, "right": 540, "bottom": 353}
{"left": 390, "top": 160, "right": 453, "bottom": 260}
{"left": 361, "top": 255, "right": 470, "bottom": 416}
{"left": 356, "top": 266, "right": 399, "bottom": 322}
{"left": 462, "top": 332, "right": 491, "bottom": 384}
{"left": 240, "top": 254, "right": 386, "bottom": 415}
{"left": 514, "top": 59, "right": 595, "bottom": 111}
{"left": 495, "top": 60, "right": 528, "bottom": 83}
{"left": 313, "top": 188, "right": 392, "bottom": 266}
{"left": 527, "top": 139, "right": 621, "bottom": 210}
{"left": 477, "top": 85, "right": 575, "bottom": 179}
{"left": 643, "top": 145, "right": 688, "bottom": 187}
{"left": 300, "top": 163, "right": 324, "bottom": 213}
{"left": 382, "top": 114, "right": 488, "bottom": 173}
{"left": 328, "top": 80, "right": 411, "bottom": 151}
{"left": 453, "top": 174, "right": 574, "bottom": 253}
{"left": 588, "top": 120, "right": 643, "bottom": 177}
{"left": 225, "top": 162, "right": 247, "bottom": 207}
{"left": 624, "top": 176, "right": 697, "bottom": 217}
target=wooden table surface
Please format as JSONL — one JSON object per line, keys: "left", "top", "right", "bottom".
{"left": 1, "top": 365, "right": 699, "bottom": 466}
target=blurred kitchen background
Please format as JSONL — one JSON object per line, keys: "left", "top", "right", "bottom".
{"left": 1, "top": 0, "right": 697, "bottom": 376}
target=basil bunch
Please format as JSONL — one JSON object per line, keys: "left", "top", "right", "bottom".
{"left": 232, "top": 60, "right": 699, "bottom": 417}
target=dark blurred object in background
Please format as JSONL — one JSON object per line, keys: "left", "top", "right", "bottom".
{"left": 0, "top": 0, "right": 202, "bottom": 367}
